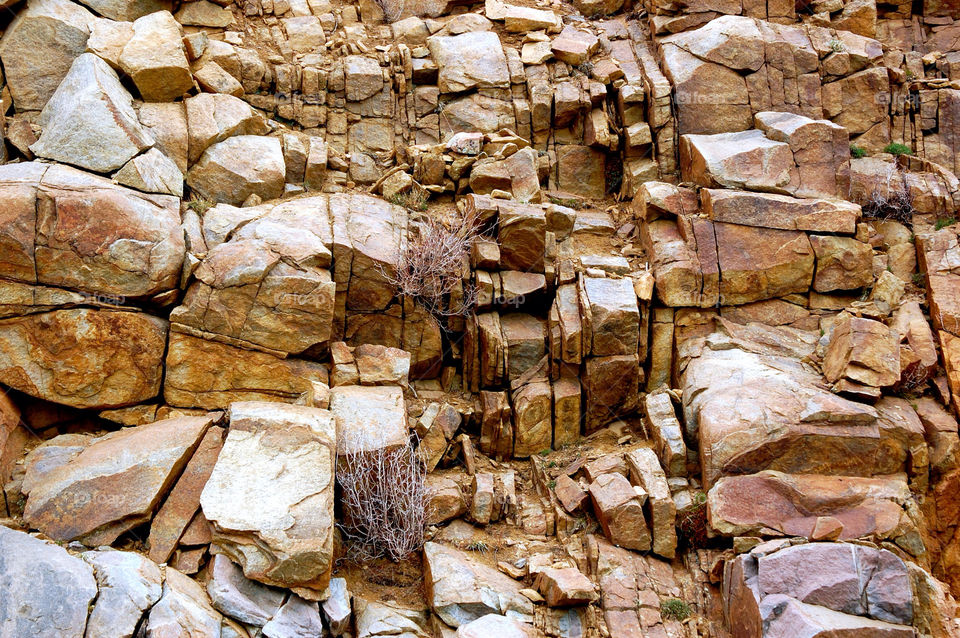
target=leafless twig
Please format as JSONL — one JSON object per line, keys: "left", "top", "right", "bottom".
{"left": 862, "top": 164, "right": 914, "bottom": 225}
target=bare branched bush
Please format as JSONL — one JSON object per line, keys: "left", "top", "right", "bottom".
{"left": 374, "top": 0, "right": 404, "bottom": 22}
{"left": 337, "top": 432, "right": 426, "bottom": 562}
{"left": 862, "top": 164, "right": 914, "bottom": 225}
{"left": 379, "top": 208, "right": 482, "bottom": 320}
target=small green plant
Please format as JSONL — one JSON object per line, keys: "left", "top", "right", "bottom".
{"left": 546, "top": 460, "right": 557, "bottom": 468}
{"left": 389, "top": 189, "right": 429, "bottom": 212}
{"left": 539, "top": 448, "right": 552, "bottom": 457}
{"left": 850, "top": 145, "right": 867, "bottom": 158}
{"left": 187, "top": 197, "right": 213, "bottom": 215}
{"left": 828, "top": 38, "right": 845, "bottom": 53}
{"left": 661, "top": 598, "right": 692, "bottom": 621}
{"left": 548, "top": 479, "right": 557, "bottom": 489}
{"left": 935, "top": 216, "right": 958, "bottom": 231}
{"left": 905, "top": 69, "right": 916, "bottom": 80}
{"left": 912, "top": 271, "right": 926, "bottom": 287}
{"left": 883, "top": 143, "right": 913, "bottom": 156}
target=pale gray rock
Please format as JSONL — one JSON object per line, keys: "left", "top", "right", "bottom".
{"left": 207, "top": 554, "right": 285, "bottom": 627}
{"left": 113, "top": 148, "right": 184, "bottom": 197}
{"left": 262, "top": 596, "right": 323, "bottom": 638}
{"left": 83, "top": 549, "right": 164, "bottom": 638}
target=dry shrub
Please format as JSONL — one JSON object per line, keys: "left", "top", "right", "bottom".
{"left": 374, "top": 0, "right": 404, "bottom": 22}
{"left": 863, "top": 164, "right": 914, "bottom": 225}
{"left": 337, "top": 432, "right": 427, "bottom": 562}
{"left": 379, "top": 208, "right": 481, "bottom": 320}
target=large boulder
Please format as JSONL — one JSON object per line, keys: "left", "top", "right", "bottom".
{"left": 78, "top": 0, "right": 169, "bottom": 21}
{"left": 187, "top": 135, "right": 285, "bottom": 205}
{"left": 0, "top": 0, "right": 94, "bottom": 111}
{"left": 0, "top": 162, "right": 184, "bottom": 299}
{"left": 200, "top": 402, "right": 337, "bottom": 598}
{"left": 423, "top": 542, "right": 533, "bottom": 627}
{"left": 22, "top": 414, "right": 215, "bottom": 545}
{"left": 0, "top": 526, "right": 98, "bottom": 638}
{"left": 329, "top": 385, "right": 408, "bottom": 454}
{"left": 185, "top": 93, "right": 270, "bottom": 165}
{"left": 0, "top": 308, "right": 168, "bottom": 409}
{"left": 701, "top": 189, "right": 859, "bottom": 234}
{"left": 118, "top": 11, "right": 192, "bottom": 102}
{"left": 680, "top": 129, "right": 794, "bottom": 193}
{"left": 427, "top": 31, "right": 510, "bottom": 93}
{"left": 31, "top": 53, "right": 154, "bottom": 173}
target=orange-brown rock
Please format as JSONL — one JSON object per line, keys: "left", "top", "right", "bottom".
{"left": 823, "top": 314, "right": 901, "bottom": 388}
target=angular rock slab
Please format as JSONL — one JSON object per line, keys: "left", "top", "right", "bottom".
{"left": 83, "top": 549, "right": 164, "bottom": 638}
{"left": 118, "top": 11, "right": 192, "bottom": 102}
{"left": 201, "top": 401, "right": 336, "bottom": 597}
{"left": 0, "top": 161, "right": 184, "bottom": 299}
{"left": 0, "top": 526, "right": 98, "bottom": 638}
{"left": 424, "top": 541, "right": 534, "bottom": 627}
{"left": 0, "top": 0, "right": 95, "bottom": 112}
{"left": 329, "top": 385, "right": 409, "bottom": 455}
{"left": 680, "top": 129, "right": 793, "bottom": 193}
{"left": 31, "top": 53, "right": 154, "bottom": 173}
{"left": 427, "top": 31, "right": 510, "bottom": 93}
{"left": 0, "top": 308, "right": 168, "bottom": 409}
{"left": 207, "top": 554, "right": 285, "bottom": 627}
{"left": 187, "top": 135, "right": 286, "bottom": 206}
{"left": 23, "top": 414, "right": 214, "bottom": 545}
{"left": 146, "top": 567, "right": 222, "bottom": 637}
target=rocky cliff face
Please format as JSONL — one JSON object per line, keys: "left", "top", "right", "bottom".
{"left": 1, "top": 0, "right": 960, "bottom": 636}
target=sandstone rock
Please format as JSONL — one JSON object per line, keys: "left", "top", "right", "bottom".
{"left": 0, "top": 0, "right": 94, "bottom": 112}
{"left": 511, "top": 380, "right": 552, "bottom": 458}
{"left": 187, "top": 135, "right": 285, "bottom": 205}
{"left": 163, "top": 332, "right": 329, "bottom": 409}
{"left": 119, "top": 11, "right": 192, "bottom": 102}
{"left": 262, "top": 595, "right": 323, "bottom": 637}
{"left": 146, "top": 567, "right": 222, "bottom": 637}
{"left": 355, "top": 343, "right": 411, "bottom": 387}
{"left": 701, "top": 189, "right": 859, "bottom": 234}
{"left": 31, "top": 53, "right": 154, "bottom": 173}
{"left": 23, "top": 414, "right": 214, "bottom": 545}
{"left": 194, "top": 60, "right": 244, "bottom": 96}
{"left": 625, "top": 447, "right": 677, "bottom": 559}
{"left": 583, "top": 354, "right": 639, "bottom": 433}
{"left": 708, "top": 470, "right": 912, "bottom": 541}
{"left": 83, "top": 550, "right": 164, "bottom": 638}
{"left": 809, "top": 235, "right": 873, "bottom": 292}
{"left": 457, "top": 614, "right": 539, "bottom": 638}
{"left": 660, "top": 43, "right": 752, "bottom": 135}
{"left": 175, "top": 0, "right": 233, "bottom": 27}
{"left": 715, "top": 223, "right": 814, "bottom": 305}
{"left": 424, "top": 541, "right": 534, "bottom": 627}
{"left": 85, "top": 17, "right": 133, "bottom": 67}
{"left": 760, "top": 595, "right": 914, "bottom": 637}
{"left": 535, "top": 567, "right": 597, "bottom": 607}
{"left": 344, "top": 55, "right": 384, "bottom": 102}
{"left": 428, "top": 31, "right": 509, "bottom": 93}
{"left": 427, "top": 474, "right": 467, "bottom": 524}
{"left": 330, "top": 385, "right": 408, "bottom": 455}
{"left": 185, "top": 92, "right": 270, "bottom": 166}
{"left": 0, "top": 309, "right": 167, "bottom": 409}
{"left": 588, "top": 472, "right": 651, "bottom": 551}
{"left": 580, "top": 276, "right": 639, "bottom": 356}
{"left": 282, "top": 15, "right": 324, "bottom": 54}
{"left": 556, "top": 145, "right": 606, "bottom": 198}
{"left": 469, "top": 146, "right": 541, "bottom": 203}
{"left": 113, "top": 148, "right": 184, "bottom": 197}
{"left": 823, "top": 314, "right": 900, "bottom": 388}
{"left": 550, "top": 26, "right": 599, "bottom": 66}
{"left": 0, "top": 161, "right": 184, "bottom": 298}
{"left": 754, "top": 110, "right": 849, "bottom": 198}
{"left": 354, "top": 599, "right": 431, "bottom": 638}
{"left": 680, "top": 129, "right": 793, "bottom": 193}
{"left": 147, "top": 426, "right": 225, "bottom": 564}
{"left": 207, "top": 554, "right": 285, "bottom": 627}
{"left": 643, "top": 392, "right": 687, "bottom": 478}
{"left": 322, "top": 577, "right": 352, "bottom": 635}
{"left": 138, "top": 102, "right": 189, "bottom": 173}
{"left": 498, "top": 202, "right": 546, "bottom": 272}
{"left": 503, "top": 5, "right": 559, "bottom": 32}
{"left": 501, "top": 313, "right": 547, "bottom": 380}
{"left": 201, "top": 402, "right": 335, "bottom": 597}
{"left": 0, "top": 526, "right": 98, "bottom": 638}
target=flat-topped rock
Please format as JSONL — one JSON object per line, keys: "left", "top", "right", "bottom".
{"left": 701, "top": 189, "right": 859, "bottom": 234}
{"left": 428, "top": 31, "right": 509, "bottom": 93}
{"left": 329, "top": 385, "right": 408, "bottom": 454}
{"left": 680, "top": 129, "right": 793, "bottom": 193}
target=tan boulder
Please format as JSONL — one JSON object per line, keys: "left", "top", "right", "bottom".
{"left": 579, "top": 276, "right": 640, "bottom": 357}
{"left": 823, "top": 314, "right": 901, "bottom": 388}
{"left": 550, "top": 26, "right": 598, "bottom": 66}
{"left": 185, "top": 93, "right": 270, "bottom": 165}
{"left": 625, "top": 448, "right": 677, "bottom": 559}
{"left": 809, "top": 235, "right": 874, "bottom": 292}
{"left": 715, "top": 222, "right": 814, "bottom": 305}
{"left": 428, "top": 31, "right": 509, "bottom": 93}
{"left": 588, "top": 472, "right": 651, "bottom": 552}
{"left": 701, "top": 188, "right": 859, "bottom": 234}
{"left": 511, "top": 381, "right": 551, "bottom": 458}
{"left": 534, "top": 567, "right": 597, "bottom": 607}
{"left": 680, "top": 129, "right": 793, "bottom": 193}
{"left": 118, "top": 11, "right": 193, "bottom": 102}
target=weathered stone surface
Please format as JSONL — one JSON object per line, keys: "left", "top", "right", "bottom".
{"left": 354, "top": 599, "right": 431, "bottom": 638}
{"left": 355, "top": 343, "right": 411, "bottom": 387}
{"left": 207, "top": 554, "right": 285, "bottom": 627}
{"left": 428, "top": 31, "right": 509, "bottom": 93}
{"left": 148, "top": 426, "right": 225, "bottom": 564}
{"left": 329, "top": 385, "right": 408, "bottom": 454}
{"left": 556, "top": 145, "right": 607, "bottom": 199}
{"left": 535, "top": 567, "right": 597, "bottom": 607}
{"left": 163, "top": 332, "right": 329, "bottom": 410}
{"left": 185, "top": 94, "right": 270, "bottom": 166}
{"left": 119, "top": 11, "right": 192, "bottom": 102}
{"left": 643, "top": 392, "right": 687, "bottom": 478}
{"left": 497, "top": 201, "right": 546, "bottom": 273}
{"left": 625, "top": 447, "right": 676, "bottom": 559}
{"left": 0, "top": 309, "right": 167, "bottom": 409}
{"left": 715, "top": 222, "right": 814, "bottom": 305}
{"left": 580, "top": 276, "right": 639, "bottom": 356}
{"left": 708, "top": 471, "right": 912, "bottom": 542}
{"left": 175, "top": 0, "right": 233, "bottom": 27}
{"left": 701, "top": 189, "right": 859, "bottom": 234}
{"left": 583, "top": 354, "right": 639, "bottom": 433}
{"left": 0, "top": 0, "right": 94, "bottom": 112}
{"left": 589, "top": 472, "right": 651, "bottom": 551}
{"left": 501, "top": 313, "right": 547, "bottom": 381}
{"left": 680, "top": 129, "right": 793, "bottom": 193}
{"left": 31, "top": 53, "right": 153, "bottom": 173}
{"left": 424, "top": 541, "right": 533, "bottom": 627}
{"left": 512, "top": 380, "right": 551, "bottom": 458}
{"left": 823, "top": 314, "right": 900, "bottom": 388}
{"left": 754, "top": 110, "right": 849, "bottom": 198}
{"left": 23, "top": 414, "right": 213, "bottom": 545}
{"left": 809, "top": 235, "right": 874, "bottom": 292}
{"left": 322, "top": 577, "right": 352, "bottom": 635}
{"left": 0, "top": 526, "right": 98, "bottom": 638}
{"left": 0, "top": 162, "right": 184, "bottom": 298}
{"left": 200, "top": 402, "right": 336, "bottom": 597}
{"left": 146, "top": 567, "right": 222, "bottom": 637}
{"left": 760, "top": 595, "right": 914, "bottom": 637}
{"left": 344, "top": 55, "right": 384, "bottom": 102}
{"left": 187, "top": 135, "right": 285, "bottom": 205}
{"left": 83, "top": 549, "right": 164, "bottom": 638}
{"left": 457, "top": 614, "right": 539, "bottom": 638}
{"left": 551, "top": 25, "right": 599, "bottom": 66}
{"left": 262, "top": 595, "right": 323, "bottom": 637}
{"left": 113, "top": 148, "right": 184, "bottom": 197}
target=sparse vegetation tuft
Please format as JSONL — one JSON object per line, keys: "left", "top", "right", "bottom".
{"left": 883, "top": 143, "right": 913, "bottom": 156}
{"left": 828, "top": 38, "right": 845, "bottom": 53}
{"left": 373, "top": 0, "right": 404, "bottom": 22}
{"left": 661, "top": 598, "right": 692, "bottom": 621}
{"left": 850, "top": 145, "right": 867, "bottom": 159}
{"left": 390, "top": 189, "right": 429, "bottom": 212}
{"left": 935, "top": 216, "right": 958, "bottom": 231}
{"left": 187, "top": 197, "right": 213, "bottom": 215}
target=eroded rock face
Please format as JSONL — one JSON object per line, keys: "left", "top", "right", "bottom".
{"left": 424, "top": 542, "right": 534, "bottom": 627}
{"left": 187, "top": 135, "right": 286, "bottom": 205}
{"left": 146, "top": 567, "right": 222, "bottom": 637}
{"left": 83, "top": 550, "right": 164, "bottom": 638}
{"left": 0, "top": 309, "right": 168, "bottom": 409}
{"left": 200, "top": 402, "right": 336, "bottom": 598}
{"left": 0, "top": 162, "right": 184, "bottom": 299}
{"left": 23, "top": 414, "right": 214, "bottom": 545}
{"left": 427, "top": 31, "right": 510, "bottom": 93}
{"left": 0, "top": 526, "right": 98, "bottom": 638}
{"left": 31, "top": 53, "right": 154, "bottom": 173}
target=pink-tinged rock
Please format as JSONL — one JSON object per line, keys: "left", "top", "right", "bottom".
{"left": 535, "top": 567, "right": 598, "bottom": 607}
{"left": 588, "top": 472, "right": 651, "bottom": 552}
{"left": 702, "top": 188, "right": 859, "bottom": 234}
{"left": 707, "top": 471, "right": 911, "bottom": 542}
{"left": 23, "top": 414, "right": 215, "bottom": 546}
{"left": 680, "top": 129, "right": 794, "bottom": 192}
{"left": 759, "top": 595, "right": 914, "bottom": 637}
{"left": 823, "top": 314, "right": 900, "bottom": 388}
